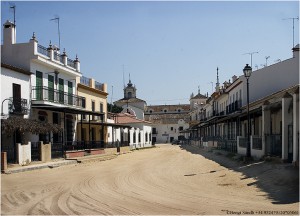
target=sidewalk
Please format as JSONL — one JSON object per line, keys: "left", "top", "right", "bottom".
{"left": 3, "top": 152, "right": 123, "bottom": 174}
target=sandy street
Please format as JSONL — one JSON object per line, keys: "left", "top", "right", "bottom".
{"left": 1, "top": 144, "right": 299, "bottom": 215}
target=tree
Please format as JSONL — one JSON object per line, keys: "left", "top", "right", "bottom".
{"left": 107, "top": 103, "right": 123, "bottom": 113}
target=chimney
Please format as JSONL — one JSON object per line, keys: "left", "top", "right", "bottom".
{"left": 3, "top": 20, "right": 16, "bottom": 45}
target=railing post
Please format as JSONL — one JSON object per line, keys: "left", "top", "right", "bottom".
{"left": 61, "top": 50, "right": 68, "bottom": 66}
{"left": 47, "top": 43, "right": 54, "bottom": 60}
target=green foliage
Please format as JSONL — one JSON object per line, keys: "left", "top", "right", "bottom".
{"left": 107, "top": 103, "right": 123, "bottom": 113}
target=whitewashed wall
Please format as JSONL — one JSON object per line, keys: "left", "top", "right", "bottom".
{"left": 0, "top": 66, "right": 31, "bottom": 118}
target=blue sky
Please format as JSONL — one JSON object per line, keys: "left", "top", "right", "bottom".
{"left": 1, "top": 1, "right": 299, "bottom": 105}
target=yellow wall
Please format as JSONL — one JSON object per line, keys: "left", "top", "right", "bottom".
{"left": 77, "top": 84, "right": 108, "bottom": 121}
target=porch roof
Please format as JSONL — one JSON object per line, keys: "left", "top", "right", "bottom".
{"left": 31, "top": 104, "right": 104, "bottom": 116}
{"left": 78, "top": 121, "right": 132, "bottom": 128}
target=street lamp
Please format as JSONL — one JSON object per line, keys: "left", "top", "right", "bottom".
{"left": 1, "top": 98, "right": 14, "bottom": 116}
{"left": 243, "top": 64, "right": 252, "bottom": 158}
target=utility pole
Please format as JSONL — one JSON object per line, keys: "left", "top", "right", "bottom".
{"left": 283, "top": 17, "right": 299, "bottom": 48}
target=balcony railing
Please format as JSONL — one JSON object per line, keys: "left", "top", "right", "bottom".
{"left": 80, "top": 76, "right": 90, "bottom": 86}
{"left": 67, "top": 58, "right": 75, "bottom": 68}
{"left": 8, "top": 97, "right": 28, "bottom": 115}
{"left": 226, "top": 100, "right": 242, "bottom": 114}
{"left": 95, "top": 81, "right": 104, "bottom": 91}
{"left": 32, "top": 86, "right": 85, "bottom": 108}
{"left": 37, "top": 44, "right": 78, "bottom": 70}
{"left": 37, "top": 45, "right": 49, "bottom": 57}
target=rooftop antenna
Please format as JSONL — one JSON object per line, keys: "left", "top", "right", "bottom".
{"left": 265, "top": 56, "right": 270, "bottom": 66}
{"left": 216, "top": 67, "right": 220, "bottom": 90}
{"left": 50, "top": 16, "right": 61, "bottom": 50}
{"left": 283, "top": 17, "right": 299, "bottom": 48}
{"left": 243, "top": 51, "right": 259, "bottom": 67}
{"left": 198, "top": 85, "right": 200, "bottom": 94}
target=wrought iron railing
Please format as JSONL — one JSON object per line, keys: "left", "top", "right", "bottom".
{"left": 95, "top": 81, "right": 104, "bottom": 91}
{"left": 37, "top": 44, "right": 49, "bottom": 57}
{"left": 8, "top": 97, "right": 28, "bottom": 115}
{"left": 238, "top": 137, "right": 247, "bottom": 148}
{"left": 80, "top": 76, "right": 90, "bottom": 86}
{"left": 265, "top": 134, "right": 282, "bottom": 156}
{"left": 37, "top": 44, "right": 77, "bottom": 70}
{"left": 67, "top": 58, "right": 75, "bottom": 68}
{"left": 252, "top": 136, "right": 262, "bottom": 150}
{"left": 31, "top": 142, "right": 40, "bottom": 161}
{"left": 32, "top": 86, "right": 85, "bottom": 108}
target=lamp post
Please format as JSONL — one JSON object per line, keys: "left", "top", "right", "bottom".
{"left": 1, "top": 98, "right": 13, "bottom": 116}
{"left": 243, "top": 64, "right": 252, "bottom": 158}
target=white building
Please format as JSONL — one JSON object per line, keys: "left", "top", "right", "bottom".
{"left": 1, "top": 63, "right": 32, "bottom": 163}
{"left": 145, "top": 104, "right": 190, "bottom": 143}
{"left": 1, "top": 20, "right": 92, "bottom": 160}
{"left": 114, "top": 79, "right": 146, "bottom": 120}
{"left": 190, "top": 44, "right": 299, "bottom": 164}
{"left": 107, "top": 113, "right": 152, "bottom": 149}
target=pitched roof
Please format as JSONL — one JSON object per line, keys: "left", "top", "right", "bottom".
{"left": 115, "top": 97, "right": 146, "bottom": 104}
{"left": 191, "top": 93, "right": 207, "bottom": 100}
{"left": 145, "top": 104, "right": 190, "bottom": 112}
{"left": 114, "top": 113, "right": 151, "bottom": 124}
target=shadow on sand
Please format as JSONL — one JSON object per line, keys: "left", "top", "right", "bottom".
{"left": 179, "top": 144, "right": 299, "bottom": 205}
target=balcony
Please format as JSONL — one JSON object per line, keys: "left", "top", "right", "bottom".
{"left": 95, "top": 81, "right": 104, "bottom": 91}
{"left": 8, "top": 98, "right": 28, "bottom": 115}
{"left": 226, "top": 100, "right": 242, "bottom": 114}
{"left": 32, "top": 86, "right": 85, "bottom": 108}
{"left": 80, "top": 76, "right": 91, "bottom": 86}
{"left": 37, "top": 44, "right": 78, "bottom": 71}
{"left": 80, "top": 76, "right": 105, "bottom": 92}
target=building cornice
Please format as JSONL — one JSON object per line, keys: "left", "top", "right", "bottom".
{"left": 1, "top": 63, "right": 33, "bottom": 76}
{"left": 78, "top": 83, "right": 108, "bottom": 96}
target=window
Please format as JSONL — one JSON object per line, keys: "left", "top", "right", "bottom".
{"left": 82, "top": 98, "right": 86, "bottom": 108}
{"left": 149, "top": 110, "right": 152, "bottom": 113}
{"left": 171, "top": 127, "right": 173, "bottom": 131}
{"left": 179, "top": 126, "right": 183, "bottom": 131}
{"left": 92, "top": 100, "right": 95, "bottom": 112}
{"left": 100, "top": 103, "right": 103, "bottom": 113}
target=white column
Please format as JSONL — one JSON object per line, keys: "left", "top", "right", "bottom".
{"left": 282, "top": 94, "right": 293, "bottom": 161}
{"left": 293, "top": 89, "right": 299, "bottom": 164}
{"left": 262, "top": 102, "right": 270, "bottom": 156}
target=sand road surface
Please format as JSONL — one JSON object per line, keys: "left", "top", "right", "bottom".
{"left": 1, "top": 144, "right": 299, "bottom": 215}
